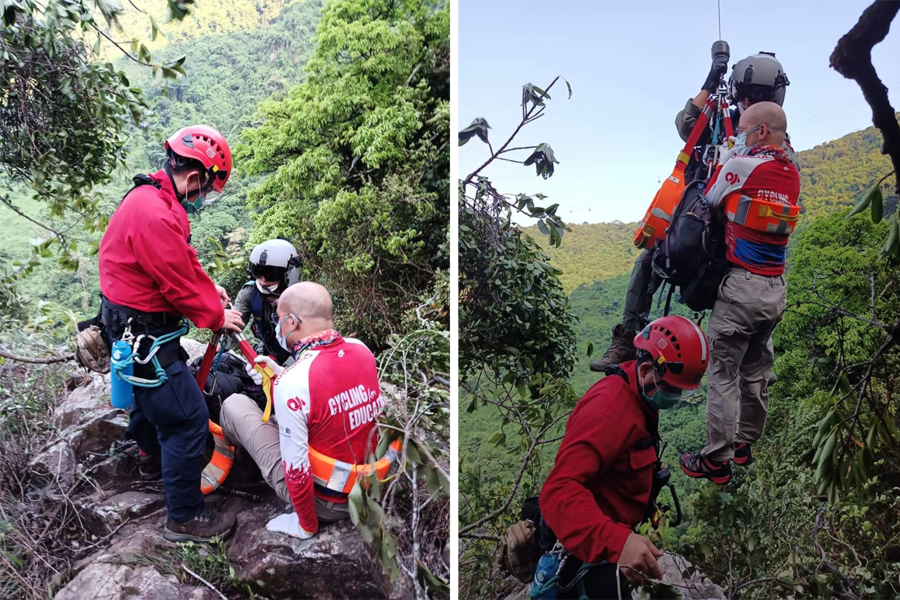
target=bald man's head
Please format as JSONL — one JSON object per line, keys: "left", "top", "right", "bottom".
{"left": 278, "top": 282, "right": 333, "bottom": 320}
{"left": 739, "top": 101, "right": 787, "bottom": 147}
{"left": 276, "top": 282, "right": 335, "bottom": 343}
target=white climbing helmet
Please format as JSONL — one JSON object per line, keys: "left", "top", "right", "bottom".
{"left": 248, "top": 239, "right": 301, "bottom": 296}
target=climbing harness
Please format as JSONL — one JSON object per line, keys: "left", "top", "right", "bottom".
{"left": 310, "top": 439, "right": 402, "bottom": 494}
{"left": 111, "top": 318, "right": 190, "bottom": 388}
{"left": 529, "top": 541, "right": 617, "bottom": 600}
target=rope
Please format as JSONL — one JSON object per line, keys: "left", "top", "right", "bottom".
{"left": 717, "top": 0, "right": 722, "bottom": 40}
{"left": 111, "top": 324, "right": 189, "bottom": 388}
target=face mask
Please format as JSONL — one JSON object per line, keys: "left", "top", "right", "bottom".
{"left": 275, "top": 313, "right": 297, "bottom": 352}
{"left": 637, "top": 363, "right": 683, "bottom": 410}
{"left": 733, "top": 125, "right": 761, "bottom": 156}
{"left": 180, "top": 172, "right": 206, "bottom": 214}
{"left": 256, "top": 280, "right": 280, "bottom": 295}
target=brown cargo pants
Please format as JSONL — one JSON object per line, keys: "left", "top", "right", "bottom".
{"left": 702, "top": 268, "right": 786, "bottom": 463}
{"left": 220, "top": 393, "right": 350, "bottom": 522}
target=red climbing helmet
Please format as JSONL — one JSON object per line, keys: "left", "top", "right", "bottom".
{"left": 164, "top": 125, "right": 232, "bottom": 197}
{"left": 633, "top": 315, "right": 708, "bottom": 390}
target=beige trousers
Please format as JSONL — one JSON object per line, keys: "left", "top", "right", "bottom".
{"left": 702, "top": 268, "right": 786, "bottom": 463}
{"left": 219, "top": 393, "right": 349, "bottom": 522}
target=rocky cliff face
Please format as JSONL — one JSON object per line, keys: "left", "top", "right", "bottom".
{"left": 39, "top": 339, "right": 414, "bottom": 600}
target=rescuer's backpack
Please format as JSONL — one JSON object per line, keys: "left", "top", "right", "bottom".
{"left": 650, "top": 180, "right": 729, "bottom": 313}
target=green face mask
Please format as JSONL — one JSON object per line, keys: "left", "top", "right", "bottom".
{"left": 181, "top": 195, "right": 204, "bottom": 214}
{"left": 641, "top": 387, "right": 682, "bottom": 410}
{"left": 637, "top": 364, "right": 683, "bottom": 410}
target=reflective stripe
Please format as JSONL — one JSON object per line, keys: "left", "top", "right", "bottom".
{"left": 686, "top": 318, "right": 708, "bottom": 362}
{"left": 383, "top": 445, "right": 399, "bottom": 462}
{"left": 212, "top": 443, "right": 234, "bottom": 460}
{"left": 733, "top": 195, "right": 752, "bottom": 226}
{"left": 201, "top": 470, "right": 221, "bottom": 491}
{"left": 213, "top": 435, "right": 234, "bottom": 460}
{"left": 651, "top": 207, "right": 672, "bottom": 222}
{"left": 326, "top": 461, "right": 353, "bottom": 492}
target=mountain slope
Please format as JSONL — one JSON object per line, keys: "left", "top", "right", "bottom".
{"left": 524, "top": 118, "right": 900, "bottom": 294}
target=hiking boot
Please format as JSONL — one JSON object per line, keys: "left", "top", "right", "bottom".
{"left": 733, "top": 442, "right": 754, "bottom": 466}
{"left": 679, "top": 452, "right": 732, "bottom": 485}
{"left": 163, "top": 506, "right": 236, "bottom": 543}
{"left": 589, "top": 324, "right": 636, "bottom": 372}
{"left": 139, "top": 450, "right": 162, "bottom": 480}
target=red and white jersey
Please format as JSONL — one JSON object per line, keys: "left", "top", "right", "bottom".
{"left": 274, "top": 333, "right": 383, "bottom": 534}
{"left": 704, "top": 146, "right": 800, "bottom": 276}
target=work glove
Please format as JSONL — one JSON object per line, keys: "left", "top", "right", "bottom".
{"left": 243, "top": 360, "right": 263, "bottom": 385}
{"left": 717, "top": 136, "right": 738, "bottom": 165}
{"left": 702, "top": 55, "right": 729, "bottom": 93}
{"left": 266, "top": 512, "right": 314, "bottom": 540}
{"left": 254, "top": 355, "right": 284, "bottom": 378}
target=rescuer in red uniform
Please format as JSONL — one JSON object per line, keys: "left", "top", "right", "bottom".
{"left": 539, "top": 315, "right": 710, "bottom": 597}
{"left": 98, "top": 125, "right": 245, "bottom": 543}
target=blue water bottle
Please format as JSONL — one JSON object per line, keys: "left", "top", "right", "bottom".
{"left": 110, "top": 340, "right": 134, "bottom": 410}
{"left": 531, "top": 552, "right": 561, "bottom": 599}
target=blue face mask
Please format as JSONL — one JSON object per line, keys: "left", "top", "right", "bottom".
{"left": 733, "top": 125, "right": 761, "bottom": 156}
{"left": 275, "top": 313, "right": 297, "bottom": 352}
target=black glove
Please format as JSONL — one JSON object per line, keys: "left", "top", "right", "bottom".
{"left": 702, "top": 55, "right": 729, "bottom": 92}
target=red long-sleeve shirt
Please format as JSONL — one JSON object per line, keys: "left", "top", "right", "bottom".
{"left": 273, "top": 334, "right": 383, "bottom": 534}
{"left": 540, "top": 361, "right": 658, "bottom": 564}
{"left": 98, "top": 170, "right": 225, "bottom": 330}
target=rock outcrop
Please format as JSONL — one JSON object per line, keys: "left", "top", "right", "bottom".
{"left": 226, "top": 502, "right": 398, "bottom": 599}
{"left": 44, "top": 343, "right": 415, "bottom": 599}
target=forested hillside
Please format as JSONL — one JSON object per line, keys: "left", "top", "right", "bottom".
{"left": 521, "top": 118, "right": 900, "bottom": 295}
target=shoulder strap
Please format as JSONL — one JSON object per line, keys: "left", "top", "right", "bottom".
{"left": 602, "top": 364, "right": 629, "bottom": 383}
{"left": 116, "top": 174, "right": 162, "bottom": 211}
{"left": 250, "top": 285, "right": 264, "bottom": 319}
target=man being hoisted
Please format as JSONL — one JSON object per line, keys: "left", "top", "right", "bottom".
{"left": 98, "top": 125, "right": 246, "bottom": 542}
{"left": 679, "top": 101, "right": 800, "bottom": 483}
{"left": 232, "top": 239, "right": 302, "bottom": 366}
{"left": 590, "top": 51, "right": 798, "bottom": 373}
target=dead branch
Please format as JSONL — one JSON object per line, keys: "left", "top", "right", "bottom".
{"left": 830, "top": 0, "right": 900, "bottom": 195}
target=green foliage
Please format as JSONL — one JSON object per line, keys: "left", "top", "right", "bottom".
{"left": 797, "top": 118, "right": 898, "bottom": 221}
{"left": 459, "top": 196, "right": 576, "bottom": 385}
{"left": 0, "top": 0, "right": 199, "bottom": 274}
{"left": 238, "top": 0, "right": 450, "bottom": 349}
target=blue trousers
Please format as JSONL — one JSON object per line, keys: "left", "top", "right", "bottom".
{"left": 126, "top": 359, "right": 209, "bottom": 522}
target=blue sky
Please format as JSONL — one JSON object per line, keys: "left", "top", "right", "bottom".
{"left": 459, "top": 0, "right": 900, "bottom": 225}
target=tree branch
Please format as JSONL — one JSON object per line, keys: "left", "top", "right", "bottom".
{"left": 830, "top": 0, "right": 900, "bottom": 195}
{"left": 0, "top": 348, "right": 74, "bottom": 364}
{"left": 463, "top": 76, "right": 561, "bottom": 186}
{"left": 0, "top": 196, "right": 65, "bottom": 241}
